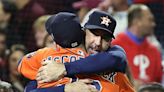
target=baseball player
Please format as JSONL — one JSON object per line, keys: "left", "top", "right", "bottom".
{"left": 36, "top": 11, "right": 135, "bottom": 92}
{"left": 18, "top": 11, "right": 134, "bottom": 92}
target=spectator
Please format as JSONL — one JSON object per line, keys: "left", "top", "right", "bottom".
{"left": 112, "top": 0, "right": 162, "bottom": 50}
{"left": 133, "top": 0, "right": 164, "bottom": 48}
{"left": 0, "top": 30, "right": 7, "bottom": 80}
{"left": 1, "top": 0, "right": 16, "bottom": 50}
{"left": 5, "top": 44, "right": 27, "bottom": 92}
{"left": 112, "top": 4, "right": 163, "bottom": 90}
{"left": 0, "top": 1, "right": 11, "bottom": 31}
{"left": 6, "top": 0, "right": 45, "bottom": 51}
{"left": 33, "top": 15, "right": 50, "bottom": 49}
{"left": 138, "top": 82, "right": 164, "bottom": 92}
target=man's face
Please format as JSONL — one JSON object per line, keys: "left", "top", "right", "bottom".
{"left": 85, "top": 29, "right": 112, "bottom": 54}
{"left": 138, "top": 9, "right": 156, "bottom": 37}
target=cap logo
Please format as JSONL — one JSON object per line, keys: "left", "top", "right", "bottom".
{"left": 101, "top": 16, "right": 111, "bottom": 27}
{"left": 71, "top": 42, "right": 78, "bottom": 47}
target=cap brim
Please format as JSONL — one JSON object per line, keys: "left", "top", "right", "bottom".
{"left": 85, "top": 25, "right": 115, "bottom": 39}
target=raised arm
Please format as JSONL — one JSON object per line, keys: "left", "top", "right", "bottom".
{"left": 37, "top": 45, "right": 127, "bottom": 83}
{"left": 65, "top": 45, "right": 127, "bottom": 76}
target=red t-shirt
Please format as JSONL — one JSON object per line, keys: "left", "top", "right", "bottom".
{"left": 112, "top": 32, "right": 162, "bottom": 83}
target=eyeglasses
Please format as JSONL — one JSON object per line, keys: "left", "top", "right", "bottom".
{"left": 90, "top": 30, "right": 112, "bottom": 41}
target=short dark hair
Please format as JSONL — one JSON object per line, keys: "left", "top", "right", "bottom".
{"left": 128, "top": 4, "right": 148, "bottom": 27}
{"left": 138, "top": 82, "right": 164, "bottom": 92}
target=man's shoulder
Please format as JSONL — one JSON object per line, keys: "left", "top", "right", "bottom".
{"left": 108, "top": 45, "right": 126, "bottom": 54}
{"left": 25, "top": 47, "right": 56, "bottom": 58}
{"left": 106, "top": 45, "right": 126, "bottom": 60}
{"left": 145, "top": 41, "right": 161, "bottom": 54}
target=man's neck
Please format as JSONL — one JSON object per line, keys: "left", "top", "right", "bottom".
{"left": 128, "top": 27, "right": 144, "bottom": 39}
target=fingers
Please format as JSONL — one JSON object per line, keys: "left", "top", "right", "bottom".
{"left": 41, "top": 60, "right": 49, "bottom": 66}
{"left": 38, "top": 66, "right": 44, "bottom": 73}
{"left": 36, "top": 66, "right": 45, "bottom": 79}
{"left": 79, "top": 79, "right": 93, "bottom": 84}
{"left": 36, "top": 66, "right": 47, "bottom": 82}
{"left": 78, "top": 79, "right": 99, "bottom": 92}
{"left": 36, "top": 73, "right": 42, "bottom": 82}
{"left": 36, "top": 73, "right": 49, "bottom": 83}
{"left": 88, "top": 85, "right": 99, "bottom": 92}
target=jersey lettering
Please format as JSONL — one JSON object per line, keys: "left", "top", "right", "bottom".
{"left": 99, "top": 72, "right": 117, "bottom": 83}
{"left": 61, "top": 55, "right": 69, "bottom": 63}
{"left": 134, "top": 54, "right": 150, "bottom": 80}
{"left": 70, "top": 55, "right": 77, "bottom": 62}
{"left": 43, "top": 50, "right": 85, "bottom": 63}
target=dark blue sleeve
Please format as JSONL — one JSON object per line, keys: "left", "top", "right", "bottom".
{"left": 24, "top": 81, "right": 37, "bottom": 92}
{"left": 64, "top": 45, "right": 127, "bottom": 76}
{"left": 24, "top": 80, "right": 65, "bottom": 92}
{"left": 30, "top": 85, "right": 65, "bottom": 92}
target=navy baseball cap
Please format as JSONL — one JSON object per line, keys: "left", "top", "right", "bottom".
{"left": 45, "top": 12, "right": 84, "bottom": 48}
{"left": 84, "top": 10, "right": 116, "bottom": 38}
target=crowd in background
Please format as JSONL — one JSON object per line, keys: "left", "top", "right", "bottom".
{"left": 0, "top": 0, "right": 164, "bottom": 92}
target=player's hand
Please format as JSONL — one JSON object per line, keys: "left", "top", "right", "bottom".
{"left": 65, "top": 79, "right": 99, "bottom": 92}
{"left": 36, "top": 59, "right": 67, "bottom": 83}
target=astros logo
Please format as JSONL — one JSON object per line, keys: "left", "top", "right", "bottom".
{"left": 101, "top": 16, "right": 112, "bottom": 27}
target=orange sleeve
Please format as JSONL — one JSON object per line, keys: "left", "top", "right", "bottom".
{"left": 17, "top": 51, "right": 42, "bottom": 80}
{"left": 114, "top": 73, "right": 136, "bottom": 92}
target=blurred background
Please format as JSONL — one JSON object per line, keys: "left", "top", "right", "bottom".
{"left": 0, "top": 0, "right": 164, "bottom": 92}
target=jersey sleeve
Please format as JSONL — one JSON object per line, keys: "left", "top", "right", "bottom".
{"left": 17, "top": 50, "right": 42, "bottom": 80}
{"left": 30, "top": 85, "right": 65, "bottom": 92}
{"left": 64, "top": 45, "right": 127, "bottom": 76}
{"left": 114, "top": 72, "right": 135, "bottom": 92}
{"left": 25, "top": 80, "right": 65, "bottom": 92}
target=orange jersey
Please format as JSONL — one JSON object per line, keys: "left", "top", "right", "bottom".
{"left": 18, "top": 47, "right": 135, "bottom": 92}
{"left": 18, "top": 47, "right": 86, "bottom": 88}
{"left": 78, "top": 72, "right": 135, "bottom": 92}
